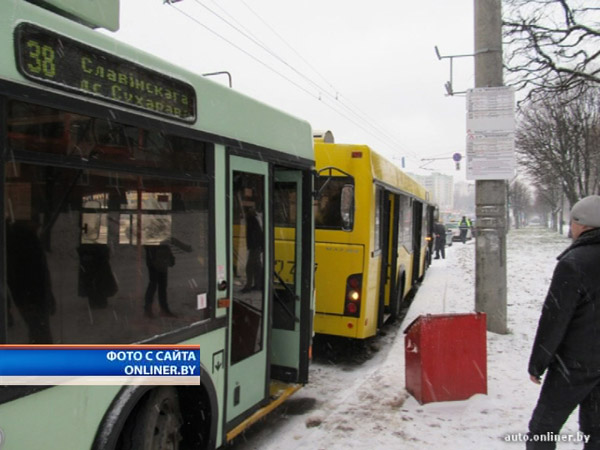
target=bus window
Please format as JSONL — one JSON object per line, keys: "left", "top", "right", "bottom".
{"left": 374, "top": 189, "right": 383, "bottom": 251}
{"left": 273, "top": 181, "right": 297, "bottom": 331}
{"left": 397, "top": 195, "right": 413, "bottom": 252}
{"left": 119, "top": 192, "right": 173, "bottom": 245}
{"left": 7, "top": 101, "right": 207, "bottom": 173}
{"left": 315, "top": 176, "right": 354, "bottom": 230}
{"left": 231, "top": 171, "right": 265, "bottom": 364}
{"left": 5, "top": 101, "right": 211, "bottom": 344}
{"left": 81, "top": 195, "right": 108, "bottom": 244}
{"left": 273, "top": 182, "right": 297, "bottom": 228}
{"left": 340, "top": 184, "right": 355, "bottom": 231}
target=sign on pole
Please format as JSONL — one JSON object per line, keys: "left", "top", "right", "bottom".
{"left": 466, "top": 87, "right": 515, "bottom": 180}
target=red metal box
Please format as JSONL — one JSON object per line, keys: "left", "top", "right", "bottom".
{"left": 404, "top": 312, "right": 487, "bottom": 404}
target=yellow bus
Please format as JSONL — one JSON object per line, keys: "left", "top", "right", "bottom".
{"left": 313, "top": 132, "right": 433, "bottom": 339}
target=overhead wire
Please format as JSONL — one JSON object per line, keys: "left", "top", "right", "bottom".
{"left": 237, "top": 0, "right": 416, "bottom": 159}
{"left": 195, "top": 0, "right": 404, "bottom": 153}
{"left": 183, "top": 0, "right": 420, "bottom": 162}
{"left": 166, "top": 2, "right": 318, "bottom": 99}
{"left": 165, "top": 0, "right": 422, "bottom": 165}
{"left": 236, "top": 0, "right": 420, "bottom": 159}
{"left": 196, "top": 1, "right": 423, "bottom": 158}
{"left": 168, "top": 2, "right": 399, "bottom": 149}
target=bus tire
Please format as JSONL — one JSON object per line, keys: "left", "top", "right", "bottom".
{"left": 125, "top": 386, "right": 183, "bottom": 450}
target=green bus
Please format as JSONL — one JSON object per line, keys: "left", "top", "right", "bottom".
{"left": 0, "top": 1, "right": 315, "bottom": 448}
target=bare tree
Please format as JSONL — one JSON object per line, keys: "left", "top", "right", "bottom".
{"left": 532, "top": 181, "right": 563, "bottom": 231}
{"left": 508, "top": 179, "right": 531, "bottom": 229}
{"left": 503, "top": 0, "right": 600, "bottom": 101}
{"left": 516, "top": 85, "right": 600, "bottom": 209}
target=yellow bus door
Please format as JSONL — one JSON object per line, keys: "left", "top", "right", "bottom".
{"left": 377, "top": 190, "right": 393, "bottom": 328}
{"left": 387, "top": 194, "right": 402, "bottom": 319}
{"left": 411, "top": 201, "right": 423, "bottom": 285}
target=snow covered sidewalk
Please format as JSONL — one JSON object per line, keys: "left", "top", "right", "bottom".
{"left": 231, "top": 227, "right": 583, "bottom": 450}
{"left": 383, "top": 227, "right": 578, "bottom": 449}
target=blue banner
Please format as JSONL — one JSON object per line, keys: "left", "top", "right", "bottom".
{"left": 0, "top": 345, "right": 200, "bottom": 383}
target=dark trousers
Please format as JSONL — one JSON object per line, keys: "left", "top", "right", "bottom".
{"left": 435, "top": 245, "right": 445, "bottom": 259}
{"left": 244, "top": 248, "right": 263, "bottom": 289}
{"left": 459, "top": 228, "right": 468, "bottom": 243}
{"left": 528, "top": 366, "right": 600, "bottom": 449}
{"left": 145, "top": 266, "right": 169, "bottom": 312}
{"left": 11, "top": 298, "right": 53, "bottom": 343}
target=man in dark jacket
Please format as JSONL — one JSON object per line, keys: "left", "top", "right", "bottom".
{"left": 527, "top": 195, "right": 600, "bottom": 449}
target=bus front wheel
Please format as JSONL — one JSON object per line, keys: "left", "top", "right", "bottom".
{"left": 124, "top": 387, "right": 183, "bottom": 450}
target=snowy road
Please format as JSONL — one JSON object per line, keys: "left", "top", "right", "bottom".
{"left": 229, "top": 227, "right": 584, "bottom": 450}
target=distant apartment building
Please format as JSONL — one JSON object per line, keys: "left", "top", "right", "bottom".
{"left": 408, "top": 172, "right": 454, "bottom": 211}
{"left": 453, "top": 181, "right": 476, "bottom": 215}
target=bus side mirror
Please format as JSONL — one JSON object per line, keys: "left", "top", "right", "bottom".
{"left": 341, "top": 184, "right": 354, "bottom": 231}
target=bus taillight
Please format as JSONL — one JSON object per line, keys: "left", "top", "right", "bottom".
{"left": 344, "top": 274, "right": 362, "bottom": 317}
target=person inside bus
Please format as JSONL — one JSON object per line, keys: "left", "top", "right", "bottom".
{"left": 6, "top": 219, "right": 56, "bottom": 344}
{"left": 144, "top": 241, "right": 176, "bottom": 318}
{"left": 77, "top": 243, "right": 118, "bottom": 309}
{"left": 434, "top": 220, "right": 446, "bottom": 259}
{"left": 241, "top": 206, "right": 264, "bottom": 293}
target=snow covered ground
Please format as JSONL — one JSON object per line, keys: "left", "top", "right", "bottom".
{"left": 230, "top": 226, "right": 585, "bottom": 450}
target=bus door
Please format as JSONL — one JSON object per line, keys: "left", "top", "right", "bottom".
{"left": 272, "top": 169, "right": 308, "bottom": 383}
{"left": 227, "top": 156, "right": 270, "bottom": 422}
{"left": 376, "top": 189, "right": 392, "bottom": 328}
{"left": 387, "top": 193, "right": 402, "bottom": 319}
{"left": 411, "top": 200, "right": 424, "bottom": 285}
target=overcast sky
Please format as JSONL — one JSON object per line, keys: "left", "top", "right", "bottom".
{"left": 109, "top": 0, "right": 475, "bottom": 181}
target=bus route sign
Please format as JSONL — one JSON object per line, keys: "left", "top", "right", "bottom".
{"left": 14, "top": 23, "right": 196, "bottom": 123}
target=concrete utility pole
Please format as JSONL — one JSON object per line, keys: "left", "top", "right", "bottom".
{"left": 474, "top": 0, "right": 508, "bottom": 334}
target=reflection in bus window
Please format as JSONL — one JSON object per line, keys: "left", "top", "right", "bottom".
{"left": 273, "top": 181, "right": 298, "bottom": 331}
{"left": 398, "top": 195, "right": 413, "bottom": 252}
{"left": 5, "top": 100, "right": 211, "bottom": 344}
{"left": 6, "top": 219, "right": 55, "bottom": 343}
{"left": 5, "top": 165, "right": 209, "bottom": 343}
{"left": 340, "top": 184, "right": 354, "bottom": 230}
{"left": 231, "top": 171, "right": 265, "bottom": 364}
{"left": 374, "top": 189, "right": 382, "bottom": 251}
{"left": 273, "top": 183, "right": 297, "bottom": 227}
{"left": 315, "top": 176, "right": 354, "bottom": 230}
{"left": 7, "top": 101, "right": 207, "bottom": 173}
{"left": 119, "top": 192, "right": 173, "bottom": 245}
{"left": 81, "top": 194, "right": 108, "bottom": 244}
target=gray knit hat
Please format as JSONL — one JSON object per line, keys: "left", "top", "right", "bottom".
{"left": 570, "top": 195, "right": 600, "bottom": 228}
